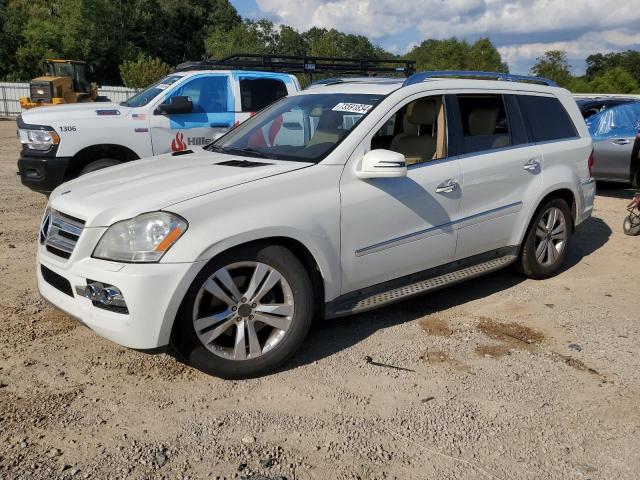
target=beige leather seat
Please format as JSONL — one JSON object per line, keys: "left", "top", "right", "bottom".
{"left": 308, "top": 110, "right": 343, "bottom": 146}
{"left": 467, "top": 107, "right": 510, "bottom": 148}
{"left": 390, "top": 98, "right": 440, "bottom": 164}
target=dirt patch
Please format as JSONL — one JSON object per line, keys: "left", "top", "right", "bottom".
{"left": 419, "top": 316, "right": 454, "bottom": 336}
{"left": 419, "top": 350, "right": 469, "bottom": 370}
{"left": 476, "top": 317, "right": 545, "bottom": 345}
{"left": 475, "top": 344, "right": 511, "bottom": 358}
{"left": 550, "top": 352, "right": 608, "bottom": 382}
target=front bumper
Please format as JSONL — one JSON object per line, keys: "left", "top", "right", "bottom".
{"left": 37, "top": 250, "right": 203, "bottom": 350}
{"left": 18, "top": 154, "right": 71, "bottom": 194}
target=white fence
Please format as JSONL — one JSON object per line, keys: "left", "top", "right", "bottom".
{"left": 0, "top": 82, "right": 138, "bottom": 118}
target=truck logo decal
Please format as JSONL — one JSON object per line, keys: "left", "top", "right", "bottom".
{"left": 171, "top": 132, "right": 187, "bottom": 152}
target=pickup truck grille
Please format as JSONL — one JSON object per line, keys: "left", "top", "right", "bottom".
{"left": 45, "top": 211, "right": 85, "bottom": 259}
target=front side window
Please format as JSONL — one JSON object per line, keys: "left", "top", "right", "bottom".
{"left": 207, "top": 93, "right": 384, "bottom": 162}
{"left": 120, "top": 75, "right": 182, "bottom": 108}
{"left": 371, "top": 95, "right": 447, "bottom": 165}
{"left": 169, "top": 75, "right": 230, "bottom": 113}
{"left": 457, "top": 94, "right": 511, "bottom": 154}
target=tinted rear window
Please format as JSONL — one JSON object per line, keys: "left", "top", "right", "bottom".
{"left": 517, "top": 95, "right": 578, "bottom": 142}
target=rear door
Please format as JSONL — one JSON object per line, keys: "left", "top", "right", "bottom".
{"left": 450, "top": 92, "right": 543, "bottom": 260}
{"left": 149, "top": 73, "right": 234, "bottom": 154}
{"left": 591, "top": 128, "right": 635, "bottom": 181}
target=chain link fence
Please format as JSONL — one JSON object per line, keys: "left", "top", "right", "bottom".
{"left": 0, "top": 82, "right": 138, "bottom": 119}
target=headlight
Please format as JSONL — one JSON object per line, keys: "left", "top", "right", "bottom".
{"left": 18, "top": 128, "right": 60, "bottom": 151}
{"left": 93, "top": 212, "right": 187, "bottom": 263}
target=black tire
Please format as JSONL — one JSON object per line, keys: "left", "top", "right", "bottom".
{"left": 172, "top": 244, "right": 314, "bottom": 379}
{"left": 623, "top": 215, "right": 640, "bottom": 236}
{"left": 80, "top": 158, "right": 122, "bottom": 175}
{"left": 518, "top": 198, "right": 573, "bottom": 279}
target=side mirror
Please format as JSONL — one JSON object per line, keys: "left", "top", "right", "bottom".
{"left": 356, "top": 149, "right": 407, "bottom": 179}
{"left": 156, "top": 96, "right": 193, "bottom": 115}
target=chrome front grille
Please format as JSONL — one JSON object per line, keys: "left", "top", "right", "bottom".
{"left": 44, "top": 210, "right": 85, "bottom": 259}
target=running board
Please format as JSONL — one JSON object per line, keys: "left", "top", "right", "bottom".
{"left": 326, "top": 252, "right": 517, "bottom": 318}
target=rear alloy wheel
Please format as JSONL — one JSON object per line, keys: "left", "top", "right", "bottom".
{"left": 519, "top": 198, "right": 573, "bottom": 279}
{"left": 623, "top": 214, "right": 640, "bottom": 236}
{"left": 173, "top": 245, "right": 313, "bottom": 379}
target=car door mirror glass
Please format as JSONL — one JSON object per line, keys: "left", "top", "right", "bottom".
{"left": 356, "top": 149, "right": 407, "bottom": 179}
{"left": 156, "top": 96, "right": 193, "bottom": 115}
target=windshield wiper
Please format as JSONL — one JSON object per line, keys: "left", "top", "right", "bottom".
{"left": 217, "top": 147, "right": 274, "bottom": 159}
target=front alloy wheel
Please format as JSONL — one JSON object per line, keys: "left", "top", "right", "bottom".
{"left": 173, "top": 245, "right": 313, "bottom": 379}
{"left": 193, "top": 262, "right": 295, "bottom": 360}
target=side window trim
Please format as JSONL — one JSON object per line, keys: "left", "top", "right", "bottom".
{"left": 445, "top": 94, "right": 465, "bottom": 157}
{"left": 503, "top": 94, "right": 530, "bottom": 145}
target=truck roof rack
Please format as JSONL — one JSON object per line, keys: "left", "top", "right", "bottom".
{"left": 403, "top": 71, "right": 558, "bottom": 87}
{"left": 175, "top": 53, "right": 416, "bottom": 82}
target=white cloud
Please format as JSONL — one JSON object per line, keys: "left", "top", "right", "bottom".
{"left": 250, "top": 1, "right": 640, "bottom": 72}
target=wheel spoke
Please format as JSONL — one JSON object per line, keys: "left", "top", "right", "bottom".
{"left": 201, "top": 316, "right": 236, "bottom": 344}
{"left": 536, "top": 226, "right": 547, "bottom": 238}
{"left": 250, "top": 270, "right": 281, "bottom": 304}
{"left": 551, "top": 223, "right": 565, "bottom": 236}
{"left": 194, "top": 307, "right": 234, "bottom": 332}
{"left": 551, "top": 231, "right": 565, "bottom": 241}
{"left": 233, "top": 320, "right": 247, "bottom": 360}
{"left": 243, "top": 263, "right": 270, "bottom": 301}
{"left": 203, "top": 278, "right": 236, "bottom": 307}
{"left": 214, "top": 267, "right": 242, "bottom": 303}
{"left": 253, "top": 312, "right": 291, "bottom": 331}
{"left": 536, "top": 239, "right": 547, "bottom": 263}
{"left": 254, "top": 303, "right": 293, "bottom": 316}
{"left": 547, "top": 239, "right": 559, "bottom": 263}
{"left": 546, "top": 209, "right": 557, "bottom": 230}
{"left": 247, "top": 320, "right": 261, "bottom": 357}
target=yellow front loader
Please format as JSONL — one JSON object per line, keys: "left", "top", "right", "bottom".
{"left": 19, "top": 59, "right": 104, "bottom": 109}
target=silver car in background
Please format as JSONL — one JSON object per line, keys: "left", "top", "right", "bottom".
{"left": 587, "top": 101, "right": 640, "bottom": 186}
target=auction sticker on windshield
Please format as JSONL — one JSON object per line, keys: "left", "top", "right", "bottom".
{"left": 332, "top": 103, "right": 373, "bottom": 114}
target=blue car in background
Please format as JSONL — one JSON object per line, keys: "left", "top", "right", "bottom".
{"left": 587, "top": 101, "right": 640, "bottom": 186}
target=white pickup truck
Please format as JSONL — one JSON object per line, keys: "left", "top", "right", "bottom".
{"left": 36, "top": 72, "right": 595, "bottom": 378}
{"left": 17, "top": 70, "right": 300, "bottom": 193}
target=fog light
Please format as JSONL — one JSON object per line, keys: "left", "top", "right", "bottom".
{"left": 77, "top": 281, "right": 127, "bottom": 308}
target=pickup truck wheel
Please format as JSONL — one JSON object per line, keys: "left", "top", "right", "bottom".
{"left": 80, "top": 158, "right": 122, "bottom": 175}
{"left": 173, "top": 244, "right": 313, "bottom": 379}
{"left": 518, "top": 198, "right": 573, "bottom": 279}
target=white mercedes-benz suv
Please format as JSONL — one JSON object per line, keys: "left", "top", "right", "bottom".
{"left": 36, "top": 72, "right": 596, "bottom": 378}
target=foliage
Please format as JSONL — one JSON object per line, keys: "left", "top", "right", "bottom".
{"left": 1, "top": 0, "right": 639, "bottom": 95}
{"left": 407, "top": 37, "right": 508, "bottom": 73}
{"left": 119, "top": 53, "right": 171, "bottom": 89}
{"left": 530, "top": 50, "right": 573, "bottom": 87}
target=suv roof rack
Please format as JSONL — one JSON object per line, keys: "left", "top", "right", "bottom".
{"left": 175, "top": 53, "right": 416, "bottom": 81}
{"left": 403, "top": 71, "right": 558, "bottom": 87}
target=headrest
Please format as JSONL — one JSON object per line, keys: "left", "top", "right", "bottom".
{"left": 468, "top": 107, "right": 499, "bottom": 135}
{"left": 407, "top": 98, "right": 439, "bottom": 125}
{"left": 317, "top": 110, "right": 343, "bottom": 130}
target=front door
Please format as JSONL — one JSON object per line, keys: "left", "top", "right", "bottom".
{"left": 340, "top": 93, "right": 461, "bottom": 294}
{"left": 149, "top": 73, "right": 234, "bottom": 154}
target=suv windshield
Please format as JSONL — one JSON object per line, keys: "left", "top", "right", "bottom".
{"left": 120, "top": 75, "right": 182, "bottom": 108}
{"left": 206, "top": 93, "right": 384, "bottom": 162}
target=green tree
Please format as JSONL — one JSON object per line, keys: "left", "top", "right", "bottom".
{"left": 530, "top": 50, "right": 573, "bottom": 87}
{"left": 588, "top": 67, "right": 639, "bottom": 94}
{"left": 204, "top": 19, "right": 280, "bottom": 58}
{"left": 407, "top": 37, "right": 507, "bottom": 72}
{"left": 586, "top": 50, "right": 640, "bottom": 82}
{"left": 119, "top": 53, "right": 171, "bottom": 88}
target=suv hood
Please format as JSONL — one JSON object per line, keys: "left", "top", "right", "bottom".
{"left": 49, "top": 151, "right": 312, "bottom": 227}
{"left": 21, "top": 102, "right": 132, "bottom": 125}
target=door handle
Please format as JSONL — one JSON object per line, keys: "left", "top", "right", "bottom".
{"left": 435, "top": 179, "right": 459, "bottom": 194}
{"left": 523, "top": 159, "right": 541, "bottom": 172}
{"left": 210, "top": 122, "right": 231, "bottom": 128}
{"left": 612, "top": 138, "right": 630, "bottom": 145}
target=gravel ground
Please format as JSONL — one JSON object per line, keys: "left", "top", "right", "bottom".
{"left": 1, "top": 119, "right": 639, "bottom": 480}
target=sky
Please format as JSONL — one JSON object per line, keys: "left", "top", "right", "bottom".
{"left": 229, "top": 0, "right": 640, "bottom": 75}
